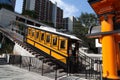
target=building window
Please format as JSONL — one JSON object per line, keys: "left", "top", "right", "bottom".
{"left": 53, "top": 37, "right": 57, "bottom": 46}
{"left": 60, "top": 40, "right": 65, "bottom": 49}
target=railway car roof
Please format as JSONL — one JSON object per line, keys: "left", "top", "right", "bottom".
{"left": 28, "top": 25, "right": 81, "bottom": 41}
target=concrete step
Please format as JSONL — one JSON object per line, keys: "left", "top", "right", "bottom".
{"left": 43, "top": 58, "right": 51, "bottom": 63}
{"left": 58, "top": 69, "right": 65, "bottom": 73}
{"left": 39, "top": 56, "right": 44, "bottom": 60}
{"left": 47, "top": 62, "right": 55, "bottom": 66}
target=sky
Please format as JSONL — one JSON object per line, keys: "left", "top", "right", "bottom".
{"left": 15, "top": 0, "right": 95, "bottom": 18}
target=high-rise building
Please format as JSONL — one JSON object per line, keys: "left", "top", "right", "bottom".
{"left": 0, "top": 0, "right": 14, "bottom": 11}
{"left": 23, "top": 0, "right": 35, "bottom": 11}
{"left": 52, "top": 2, "right": 57, "bottom": 28}
{"left": 56, "top": 7, "right": 63, "bottom": 28}
{"left": 35, "top": 0, "right": 48, "bottom": 21}
{"left": 63, "top": 18, "right": 68, "bottom": 31}
{"left": 23, "top": 0, "right": 63, "bottom": 28}
{"left": 63, "top": 16, "right": 76, "bottom": 32}
{"left": 47, "top": 1, "right": 53, "bottom": 23}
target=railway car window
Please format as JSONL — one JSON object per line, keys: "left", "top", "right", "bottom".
{"left": 41, "top": 33, "right": 44, "bottom": 40}
{"left": 46, "top": 35, "right": 50, "bottom": 43}
{"left": 28, "top": 29, "right": 31, "bottom": 35}
{"left": 53, "top": 37, "right": 57, "bottom": 45}
{"left": 32, "top": 30, "right": 34, "bottom": 37}
{"left": 36, "top": 32, "right": 39, "bottom": 39}
{"left": 60, "top": 40, "right": 65, "bottom": 49}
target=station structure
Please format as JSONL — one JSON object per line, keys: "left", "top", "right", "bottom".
{"left": 87, "top": 0, "right": 120, "bottom": 79}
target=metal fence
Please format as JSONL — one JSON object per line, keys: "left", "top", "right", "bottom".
{"left": 79, "top": 53, "right": 102, "bottom": 79}
{"left": 66, "top": 55, "right": 102, "bottom": 80}
{"left": 8, "top": 54, "right": 102, "bottom": 80}
{"left": 8, "top": 55, "right": 68, "bottom": 80}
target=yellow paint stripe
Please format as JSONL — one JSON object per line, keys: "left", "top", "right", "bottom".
{"left": 35, "top": 43, "right": 50, "bottom": 54}
{"left": 27, "top": 39, "right": 34, "bottom": 45}
{"left": 51, "top": 51, "right": 66, "bottom": 63}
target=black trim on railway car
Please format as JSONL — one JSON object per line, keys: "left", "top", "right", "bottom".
{"left": 26, "top": 38, "right": 67, "bottom": 58}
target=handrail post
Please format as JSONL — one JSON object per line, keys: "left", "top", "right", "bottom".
{"left": 41, "top": 59, "right": 44, "bottom": 76}
{"left": 85, "top": 56, "right": 87, "bottom": 79}
{"left": 55, "top": 64, "right": 58, "bottom": 80}
{"left": 67, "top": 57, "right": 69, "bottom": 76}
{"left": 29, "top": 57, "right": 31, "bottom": 71}
{"left": 20, "top": 55, "right": 22, "bottom": 68}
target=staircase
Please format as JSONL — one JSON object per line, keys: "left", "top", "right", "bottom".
{"left": 77, "top": 48, "right": 102, "bottom": 79}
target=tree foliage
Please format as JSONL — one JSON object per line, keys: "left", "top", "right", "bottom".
{"left": 0, "top": 38, "right": 14, "bottom": 54}
{"left": 73, "top": 13, "right": 99, "bottom": 53}
{"left": 78, "top": 12, "right": 98, "bottom": 27}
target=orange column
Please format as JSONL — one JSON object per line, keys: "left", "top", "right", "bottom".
{"left": 115, "top": 36, "right": 120, "bottom": 76}
{"left": 101, "top": 15, "right": 119, "bottom": 79}
{"left": 116, "top": 42, "right": 120, "bottom": 74}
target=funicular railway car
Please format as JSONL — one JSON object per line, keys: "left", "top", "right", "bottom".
{"left": 25, "top": 25, "right": 81, "bottom": 71}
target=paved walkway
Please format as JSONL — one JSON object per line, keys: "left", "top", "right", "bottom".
{"left": 0, "top": 65, "right": 54, "bottom": 80}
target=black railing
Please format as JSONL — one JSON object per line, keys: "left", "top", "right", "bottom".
{"left": 8, "top": 54, "right": 102, "bottom": 80}
{"left": 78, "top": 53, "right": 102, "bottom": 80}
{"left": 9, "top": 55, "right": 68, "bottom": 80}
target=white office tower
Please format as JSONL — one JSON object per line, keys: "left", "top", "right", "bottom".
{"left": 52, "top": 2, "right": 57, "bottom": 28}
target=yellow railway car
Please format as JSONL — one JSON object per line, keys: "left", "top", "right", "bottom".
{"left": 25, "top": 25, "right": 81, "bottom": 68}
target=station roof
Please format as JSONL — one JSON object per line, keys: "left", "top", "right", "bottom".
{"left": 88, "top": 0, "right": 120, "bottom": 16}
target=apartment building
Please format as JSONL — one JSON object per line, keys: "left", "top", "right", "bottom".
{"left": 56, "top": 7, "right": 63, "bottom": 28}
{"left": 63, "top": 16, "right": 76, "bottom": 32}
{"left": 23, "top": 0, "right": 63, "bottom": 28}
{"left": 23, "top": 0, "right": 35, "bottom": 11}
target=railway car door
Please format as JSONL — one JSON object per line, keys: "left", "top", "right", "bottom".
{"left": 69, "top": 41, "right": 79, "bottom": 59}
{"left": 68, "top": 40, "right": 79, "bottom": 73}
